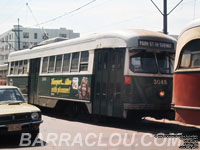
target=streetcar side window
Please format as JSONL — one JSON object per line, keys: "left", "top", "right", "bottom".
{"left": 80, "top": 51, "right": 89, "bottom": 71}
{"left": 180, "top": 53, "right": 191, "bottom": 68}
{"left": 23, "top": 60, "right": 28, "bottom": 74}
{"left": 9, "top": 60, "right": 28, "bottom": 75}
{"left": 55, "top": 55, "right": 63, "bottom": 72}
{"left": 71, "top": 52, "right": 80, "bottom": 72}
{"left": 63, "top": 54, "right": 71, "bottom": 72}
{"left": 14, "top": 61, "right": 19, "bottom": 74}
{"left": 42, "top": 57, "right": 48, "bottom": 73}
{"left": 131, "top": 57, "right": 142, "bottom": 70}
{"left": 48, "top": 56, "right": 55, "bottom": 73}
{"left": 18, "top": 61, "right": 23, "bottom": 74}
{"left": 10, "top": 62, "right": 14, "bottom": 75}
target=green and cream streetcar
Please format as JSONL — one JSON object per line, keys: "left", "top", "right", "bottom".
{"left": 7, "top": 29, "right": 176, "bottom": 119}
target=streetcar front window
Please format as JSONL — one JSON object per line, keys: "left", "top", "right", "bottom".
{"left": 130, "top": 52, "right": 174, "bottom": 74}
{"left": 130, "top": 52, "right": 157, "bottom": 73}
{"left": 156, "top": 53, "right": 174, "bottom": 74}
{"left": 191, "top": 53, "right": 200, "bottom": 68}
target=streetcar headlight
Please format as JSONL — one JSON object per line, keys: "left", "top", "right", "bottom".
{"left": 31, "top": 112, "right": 40, "bottom": 120}
{"left": 159, "top": 91, "right": 165, "bottom": 97}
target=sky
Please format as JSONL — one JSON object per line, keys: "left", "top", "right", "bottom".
{"left": 0, "top": 0, "right": 199, "bottom": 36}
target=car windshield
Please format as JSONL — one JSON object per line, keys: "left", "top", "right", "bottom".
{"left": 0, "top": 89, "right": 25, "bottom": 104}
{"left": 130, "top": 52, "right": 174, "bottom": 74}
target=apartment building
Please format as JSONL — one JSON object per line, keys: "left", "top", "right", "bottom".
{"left": 0, "top": 25, "right": 80, "bottom": 64}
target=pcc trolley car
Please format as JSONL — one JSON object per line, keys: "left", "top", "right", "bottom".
{"left": 173, "top": 20, "right": 200, "bottom": 125}
{"left": 7, "top": 29, "right": 176, "bottom": 119}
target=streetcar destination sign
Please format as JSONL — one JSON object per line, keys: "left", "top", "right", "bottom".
{"left": 138, "top": 40, "right": 174, "bottom": 49}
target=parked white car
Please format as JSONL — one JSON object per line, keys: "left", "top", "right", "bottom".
{"left": 0, "top": 86, "right": 42, "bottom": 139}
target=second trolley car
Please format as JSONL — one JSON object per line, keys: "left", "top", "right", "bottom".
{"left": 7, "top": 29, "right": 176, "bottom": 119}
{"left": 173, "top": 20, "right": 200, "bottom": 125}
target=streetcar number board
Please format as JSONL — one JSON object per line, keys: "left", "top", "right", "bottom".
{"left": 138, "top": 40, "right": 174, "bottom": 49}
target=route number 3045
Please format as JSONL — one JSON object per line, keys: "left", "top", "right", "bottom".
{"left": 153, "top": 79, "right": 168, "bottom": 85}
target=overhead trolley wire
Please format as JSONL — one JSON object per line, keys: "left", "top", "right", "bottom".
{"left": 26, "top": 3, "right": 48, "bottom": 39}
{"left": 34, "top": 0, "right": 97, "bottom": 26}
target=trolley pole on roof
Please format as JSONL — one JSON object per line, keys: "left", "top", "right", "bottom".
{"left": 150, "top": 0, "right": 183, "bottom": 34}
{"left": 163, "top": 0, "right": 167, "bottom": 34}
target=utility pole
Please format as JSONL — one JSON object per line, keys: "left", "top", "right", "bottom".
{"left": 151, "top": 0, "right": 183, "bottom": 34}
{"left": 17, "top": 18, "right": 20, "bottom": 50}
{"left": 12, "top": 19, "right": 22, "bottom": 51}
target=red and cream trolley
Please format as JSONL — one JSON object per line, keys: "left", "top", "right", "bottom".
{"left": 173, "top": 19, "right": 200, "bottom": 125}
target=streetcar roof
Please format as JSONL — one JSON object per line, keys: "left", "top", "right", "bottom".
{"left": 179, "top": 19, "right": 200, "bottom": 37}
{"left": 8, "top": 29, "right": 176, "bottom": 62}
{"left": 175, "top": 19, "right": 200, "bottom": 71}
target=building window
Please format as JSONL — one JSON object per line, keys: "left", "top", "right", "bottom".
{"left": 23, "top": 32, "right": 29, "bottom": 38}
{"left": 5, "top": 54, "right": 8, "bottom": 60}
{"left": 59, "top": 34, "right": 67, "bottom": 38}
{"left": 8, "top": 44, "right": 11, "bottom": 50}
{"left": 5, "top": 45, "right": 8, "bottom": 50}
{"left": 23, "top": 42, "right": 29, "bottom": 49}
{"left": 9, "top": 34, "right": 12, "bottom": 40}
{"left": 34, "top": 33, "right": 38, "bottom": 39}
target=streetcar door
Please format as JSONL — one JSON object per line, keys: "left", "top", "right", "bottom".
{"left": 28, "top": 58, "right": 40, "bottom": 105}
{"left": 93, "top": 49, "right": 125, "bottom": 117}
{"left": 109, "top": 49, "right": 124, "bottom": 117}
{"left": 93, "top": 49, "right": 109, "bottom": 116}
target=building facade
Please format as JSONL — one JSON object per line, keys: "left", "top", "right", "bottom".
{"left": 0, "top": 25, "right": 80, "bottom": 65}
